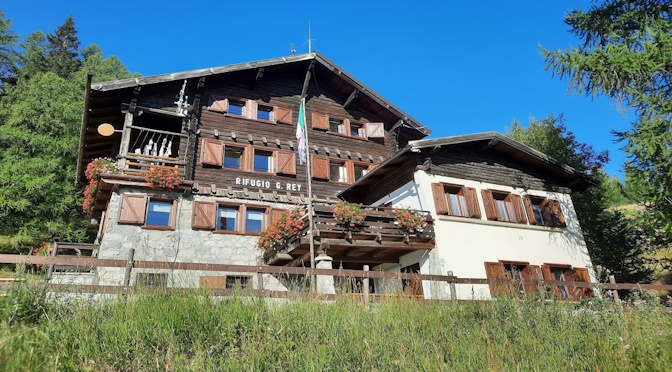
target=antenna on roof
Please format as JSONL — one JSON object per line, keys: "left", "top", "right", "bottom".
{"left": 290, "top": 43, "right": 296, "bottom": 55}
{"left": 304, "top": 20, "right": 316, "bottom": 53}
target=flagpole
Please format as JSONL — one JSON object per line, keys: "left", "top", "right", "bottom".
{"left": 301, "top": 97, "right": 317, "bottom": 293}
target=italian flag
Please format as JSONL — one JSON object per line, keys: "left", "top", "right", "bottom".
{"left": 296, "top": 98, "right": 307, "bottom": 165}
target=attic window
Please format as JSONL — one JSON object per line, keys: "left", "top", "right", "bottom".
{"left": 257, "top": 105, "right": 274, "bottom": 121}
{"left": 228, "top": 100, "right": 246, "bottom": 116}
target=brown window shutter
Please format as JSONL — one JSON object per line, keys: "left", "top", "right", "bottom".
{"left": 342, "top": 119, "right": 351, "bottom": 135}
{"left": 275, "top": 106, "right": 292, "bottom": 124}
{"left": 364, "top": 122, "right": 385, "bottom": 138}
{"left": 549, "top": 200, "right": 566, "bottom": 227}
{"left": 311, "top": 112, "right": 329, "bottom": 130}
{"left": 563, "top": 268, "right": 579, "bottom": 300}
{"left": 523, "top": 196, "right": 537, "bottom": 225}
{"left": 243, "top": 147, "right": 253, "bottom": 171}
{"left": 573, "top": 268, "right": 594, "bottom": 298}
{"left": 484, "top": 262, "right": 508, "bottom": 297}
{"left": 270, "top": 208, "right": 286, "bottom": 225}
{"left": 312, "top": 155, "right": 330, "bottom": 179}
{"left": 192, "top": 201, "right": 216, "bottom": 229}
{"left": 169, "top": 200, "right": 178, "bottom": 229}
{"left": 367, "top": 162, "right": 381, "bottom": 172}
{"left": 465, "top": 187, "right": 481, "bottom": 218}
{"left": 511, "top": 195, "right": 527, "bottom": 224}
{"left": 118, "top": 194, "right": 147, "bottom": 224}
{"left": 275, "top": 151, "right": 296, "bottom": 175}
{"left": 201, "top": 139, "right": 224, "bottom": 167}
{"left": 522, "top": 265, "right": 540, "bottom": 297}
{"left": 481, "top": 190, "right": 497, "bottom": 221}
{"left": 431, "top": 183, "right": 448, "bottom": 215}
{"left": 200, "top": 276, "right": 227, "bottom": 289}
{"left": 208, "top": 95, "right": 228, "bottom": 113}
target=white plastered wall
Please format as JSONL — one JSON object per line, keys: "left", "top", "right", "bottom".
{"left": 370, "top": 170, "right": 597, "bottom": 300}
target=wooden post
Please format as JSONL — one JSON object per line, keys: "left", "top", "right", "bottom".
{"left": 363, "top": 265, "right": 370, "bottom": 309}
{"left": 45, "top": 238, "right": 59, "bottom": 281}
{"left": 609, "top": 275, "right": 621, "bottom": 304}
{"left": 123, "top": 248, "right": 135, "bottom": 288}
{"left": 448, "top": 271, "right": 457, "bottom": 301}
{"left": 256, "top": 257, "right": 264, "bottom": 292}
{"left": 118, "top": 112, "right": 133, "bottom": 170}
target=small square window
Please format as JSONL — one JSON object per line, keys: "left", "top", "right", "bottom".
{"left": 493, "top": 193, "right": 517, "bottom": 222}
{"left": 228, "top": 101, "right": 246, "bottom": 116}
{"left": 245, "top": 208, "right": 265, "bottom": 233}
{"left": 257, "top": 106, "right": 274, "bottom": 121}
{"left": 330, "top": 162, "right": 348, "bottom": 183}
{"left": 226, "top": 276, "right": 249, "bottom": 289}
{"left": 146, "top": 200, "right": 172, "bottom": 226}
{"left": 350, "top": 123, "right": 365, "bottom": 137}
{"left": 443, "top": 185, "right": 469, "bottom": 217}
{"left": 223, "top": 147, "right": 244, "bottom": 170}
{"left": 217, "top": 206, "right": 238, "bottom": 231}
{"left": 329, "top": 119, "right": 342, "bottom": 133}
{"left": 253, "top": 150, "right": 274, "bottom": 173}
{"left": 353, "top": 165, "right": 368, "bottom": 181}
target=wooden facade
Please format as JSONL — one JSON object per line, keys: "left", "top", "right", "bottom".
{"left": 78, "top": 52, "right": 431, "bottom": 215}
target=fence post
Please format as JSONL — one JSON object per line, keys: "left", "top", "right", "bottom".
{"left": 123, "top": 248, "right": 135, "bottom": 288}
{"left": 448, "top": 271, "right": 457, "bottom": 301}
{"left": 609, "top": 275, "right": 621, "bottom": 304}
{"left": 45, "top": 238, "right": 59, "bottom": 282}
{"left": 363, "top": 265, "right": 370, "bottom": 309}
{"left": 256, "top": 257, "right": 264, "bottom": 292}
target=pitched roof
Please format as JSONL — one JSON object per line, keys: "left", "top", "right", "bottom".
{"left": 90, "top": 51, "right": 430, "bottom": 136}
{"left": 338, "top": 132, "right": 598, "bottom": 200}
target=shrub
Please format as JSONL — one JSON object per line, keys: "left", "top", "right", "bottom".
{"left": 144, "top": 166, "right": 182, "bottom": 189}
{"left": 333, "top": 202, "right": 367, "bottom": 227}
{"left": 258, "top": 207, "right": 307, "bottom": 254}
{"left": 393, "top": 206, "right": 427, "bottom": 233}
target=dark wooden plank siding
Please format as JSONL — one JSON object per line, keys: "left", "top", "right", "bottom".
{"left": 428, "top": 149, "right": 571, "bottom": 193}
{"left": 350, "top": 156, "right": 420, "bottom": 205}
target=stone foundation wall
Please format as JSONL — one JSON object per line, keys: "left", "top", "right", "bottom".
{"left": 96, "top": 189, "right": 288, "bottom": 291}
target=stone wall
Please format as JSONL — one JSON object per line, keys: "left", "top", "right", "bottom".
{"left": 96, "top": 188, "right": 288, "bottom": 291}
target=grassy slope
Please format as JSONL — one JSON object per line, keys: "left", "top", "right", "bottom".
{"left": 0, "top": 287, "right": 670, "bottom": 371}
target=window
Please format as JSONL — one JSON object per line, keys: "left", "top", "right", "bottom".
{"left": 353, "top": 164, "right": 368, "bottom": 181}
{"left": 193, "top": 201, "right": 278, "bottom": 235}
{"left": 223, "top": 147, "right": 244, "bottom": 170}
{"left": 350, "top": 123, "right": 365, "bottom": 138}
{"left": 329, "top": 119, "right": 346, "bottom": 134}
{"left": 503, "top": 263, "right": 526, "bottom": 295}
{"left": 431, "top": 183, "right": 480, "bottom": 219}
{"left": 228, "top": 100, "right": 246, "bottom": 116}
{"left": 216, "top": 205, "right": 238, "bottom": 231}
{"left": 118, "top": 193, "right": 176, "bottom": 230}
{"left": 257, "top": 105, "right": 274, "bottom": 121}
{"left": 226, "top": 276, "right": 249, "bottom": 289}
{"left": 481, "top": 190, "right": 526, "bottom": 224}
{"left": 550, "top": 267, "right": 569, "bottom": 298}
{"left": 245, "top": 208, "right": 265, "bottom": 233}
{"left": 146, "top": 200, "right": 173, "bottom": 226}
{"left": 253, "top": 150, "right": 274, "bottom": 173}
{"left": 135, "top": 273, "right": 168, "bottom": 287}
{"left": 329, "top": 162, "right": 348, "bottom": 183}
{"left": 524, "top": 196, "right": 566, "bottom": 227}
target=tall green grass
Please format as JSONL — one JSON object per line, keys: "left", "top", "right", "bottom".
{"left": 0, "top": 285, "right": 670, "bottom": 371}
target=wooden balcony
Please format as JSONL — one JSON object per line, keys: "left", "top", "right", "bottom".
{"left": 264, "top": 203, "right": 435, "bottom": 270}
{"left": 117, "top": 125, "right": 188, "bottom": 176}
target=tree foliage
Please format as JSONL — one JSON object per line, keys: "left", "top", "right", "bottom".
{"left": 541, "top": 0, "right": 672, "bottom": 233}
{"left": 0, "top": 10, "right": 18, "bottom": 89}
{"left": 0, "top": 14, "right": 134, "bottom": 250}
{"left": 507, "top": 115, "right": 658, "bottom": 283}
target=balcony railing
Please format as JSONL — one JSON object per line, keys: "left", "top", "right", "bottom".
{"left": 264, "top": 203, "right": 435, "bottom": 267}
{"left": 119, "top": 125, "right": 188, "bottom": 176}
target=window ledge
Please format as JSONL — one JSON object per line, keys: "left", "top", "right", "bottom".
{"left": 142, "top": 225, "right": 175, "bottom": 231}
{"left": 325, "top": 131, "right": 369, "bottom": 141}
{"left": 437, "top": 215, "right": 564, "bottom": 232}
{"left": 223, "top": 113, "right": 277, "bottom": 126}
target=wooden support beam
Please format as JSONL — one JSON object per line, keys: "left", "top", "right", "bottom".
{"left": 256, "top": 67, "right": 264, "bottom": 81}
{"left": 286, "top": 252, "right": 312, "bottom": 268}
{"left": 301, "top": 60, "right": 316, "bottom": 99}
{"left": 184, "top": 77, "right": 206, "bottom": 180}
{"left": 327, "top": 256, "right": 398, "bottom": 265}
{"left": 343, "top": 89, "right": 359, "bottom": 108}
{"left": 478, "top": 138, "right": 499, "bottom": 152}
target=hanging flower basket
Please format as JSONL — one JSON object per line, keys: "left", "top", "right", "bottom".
{"left": 257, "top": 207, "right": 307, "bottom": 254}
{"left": 333, "top": 201, "right": 367, "bottom": 227}
{"left": 82, "top": 158, "right": 119, "bottom": 215}
{"left": 393, "top": 206, "right": 427, "bottom": 234}
{"left": 145, "top": 166, "right": 182, "bottom": 190}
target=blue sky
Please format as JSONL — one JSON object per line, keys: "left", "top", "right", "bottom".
{"left": 3, "top": 1, "right": 631, "bottom": 177}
